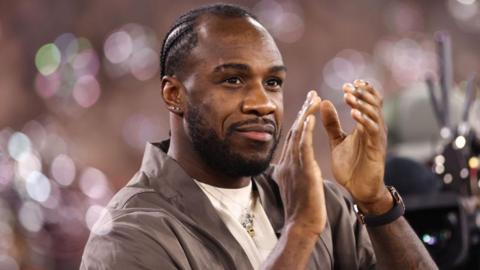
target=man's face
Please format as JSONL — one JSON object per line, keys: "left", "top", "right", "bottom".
{"left": 178, "top": 15, "right": 285, "bottom": 177}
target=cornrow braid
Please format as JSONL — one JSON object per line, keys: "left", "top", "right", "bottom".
{"left": 159, "top": 3, "right": 257, "bottom": 78}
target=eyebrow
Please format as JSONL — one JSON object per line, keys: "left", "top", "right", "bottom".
{"left": 212, "top": 63, "right": 287, "bottom": 74}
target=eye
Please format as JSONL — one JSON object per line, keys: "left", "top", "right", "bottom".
{"left": 223, "top": 77, "right": 243, "bottom": 86}
{"left": 264, "top": 78, "right": 283, "bottom": 90}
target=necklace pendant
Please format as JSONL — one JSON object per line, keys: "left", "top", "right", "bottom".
{"left": 241, "top": 212, "right": 255, "bottom": 238}
{"left": 246, "top": 225, "right": 255, "bottom": 237}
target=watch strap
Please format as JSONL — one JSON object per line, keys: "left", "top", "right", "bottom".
{"left": 354, "top": 186, "right": 405, "bottom": 227}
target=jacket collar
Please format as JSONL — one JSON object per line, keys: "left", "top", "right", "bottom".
{"left": 138, "top": 141, "right": 263, "bottom": 269}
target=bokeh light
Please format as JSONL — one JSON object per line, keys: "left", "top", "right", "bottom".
{"left": 79, "top": 167, "right": 110, "bottom": 199}
{"left": 103, "top": 23, "right": 159, "bottom": 81}
{"left": 72, "top": 75, "right": 101, "bottom": 108}
{"left": 448, "top": 0, "right": 478, "bottom": 20}
{"left": 374, "top": 37, "right": 435, "bottom": 87}
{"left": 322, "top": 49, "right": 382, "bottom": 100}
{"left": 7, "top": 132, "right": 31, "bottom": 161}
{"left": 41, "top": 182, "right": 60, "bottom": 209}
{"left": 130, "top": 47, "right": 159, "bottom": 81}
{"left": 72, "top": 49, "right": 100, "bottom": 77}
{"left": 34, "top": 34, "right": 104, "bottom": 113}
{"left": 18, "top": 201, "right": 44, "bottom": 232}
{"left": 447, "top": 0, "right": 480, "bottom": 33}
{"left": 104, "top": 31, "right": 133, "bottom": 64}
{"left": 323, "top": 49, "right": 368, "bottom": 90}
{"left": 55, "top": 33, "right": 76, "bottom": 59}
{"left": 35, "top": 43, "right": 61, "bottom": 76}
{"left": 469, "top": 156, "right": 479, "bottom": 169}
{"left": 26, "top": 171, "right": 51, "bottom": 203}
{"left": 254, "top": 0, "right": 305, "bottom": 43}
{"left": 51, "top": 154, "right": 76, "bottom": 186}
{"left": 15, "top": 151, "right": 42, "bottom": 180}
{"left": 35, "top": 71, "right": 61, "bottom": 99}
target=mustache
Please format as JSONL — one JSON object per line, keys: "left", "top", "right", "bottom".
{"left": 227, "top": 118, "right": 278, "bottom": 136}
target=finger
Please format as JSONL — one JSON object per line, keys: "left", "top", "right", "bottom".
{"left": 299, "top": 115, "right": 318, "bottom": 168}
{"left": 355, "top": 79, "right": 383, "bottom": 100}
{"left": 344, "top": 81, "right": 387, "bottom": 133}
{"left": 280, "top": 93, "right": 312, "bottom": 162}
{"left": 354, "top": 80, "right": 384, "bottom": 107}
{"left": 361, "top": 83, "right": 387, "bottom": 129}
{"left": 319, "top": 100, "right": 346, "bottom": 147}
{"left": 351, "top": 108, "right": 380, "bottom": 138}
{"left": 281, "top": 91, "right": 319, "bottom": 162}
{"left": 291, "top": 92, "right": 322, "bottom": 158}
{"left": 294, "top": 91, "right": 319, "bottom": 125}
{"left": 344, "top": 92, "right": 380, "bottom": 123}
{"left": 343, "top": 83, "right": 380, "bottom": 108}
{"left": 278, "top": 129, "right": 292, "bottom": 163}
{"left": 365, "top": 84, "right": 382, "bottom": 102}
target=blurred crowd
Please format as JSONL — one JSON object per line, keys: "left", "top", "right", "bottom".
{"left": 0, "top": 0, "right": 479, "bottom": 269}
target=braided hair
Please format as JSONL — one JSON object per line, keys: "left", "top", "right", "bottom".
{"left": 159, "top": 3, "right": 257, "bottom": 78}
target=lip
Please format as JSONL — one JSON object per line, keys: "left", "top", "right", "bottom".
{"left": 234, "top": 124, "right": 275, "bottom": 134}
{"left": 234, "top": 124, "right": 275, "bottom": 142}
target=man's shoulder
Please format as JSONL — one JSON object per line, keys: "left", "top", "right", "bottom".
{"left": 81, "top": 206, "right": 199, "bottom": 270}
{"left": 106, "top": 171, "right": 172, "bottom": 210}
{"left": 88, "top": 170, "right": 188, "bottom": 237}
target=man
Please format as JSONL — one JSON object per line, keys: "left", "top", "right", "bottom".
{"left": 81, "top": 4, "right": 437, "bottom": 270}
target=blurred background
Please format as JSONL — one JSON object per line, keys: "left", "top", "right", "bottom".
{"left": 0, "top": 0, "right": 479, "bottom": 269}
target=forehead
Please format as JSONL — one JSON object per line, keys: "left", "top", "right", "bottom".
{"left": 189, "top": 15, "right": 283, "bottom": 69}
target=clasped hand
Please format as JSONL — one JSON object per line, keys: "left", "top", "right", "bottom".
{"left": 273, "top": 80, "right": 390, "bottom": 236}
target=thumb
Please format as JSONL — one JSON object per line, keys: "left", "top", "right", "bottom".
{"left": 320, "top": 100, "right": 346, "bottom": 147}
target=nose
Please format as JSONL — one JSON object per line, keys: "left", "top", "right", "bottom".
{"left": 241, "top": 82, "right": 277, "bottom": 116}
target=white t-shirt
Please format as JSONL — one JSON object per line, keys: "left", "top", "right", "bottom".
{"left": 195, "top": 180, "right": 278, "bottom": 269}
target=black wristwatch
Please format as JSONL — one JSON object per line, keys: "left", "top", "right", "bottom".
{"left": 354, "top": 186, "right": 405, "bottom": 227}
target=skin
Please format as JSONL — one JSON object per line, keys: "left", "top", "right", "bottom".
{"left": 162, "top": 14, "right": 437, "bottom": 270}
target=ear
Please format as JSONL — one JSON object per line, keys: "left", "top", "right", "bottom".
{"left": 161, "top": 75, "right": 185, "bottom": 116}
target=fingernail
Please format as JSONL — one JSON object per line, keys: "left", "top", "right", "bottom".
{"left": 303, "top": 92, "right": 312, "bottom": 105}
{"left": 307, "top": 91, "right": 314, "bottom": 99}
{"left": 343, "top": 83, "right": 354, "bottom": 92}
{"left": 354, "top": 79, "right": 365, "bottom": 87}
{"left": 353, "top": 109, "right": 362, "bottom": 117}
{"left": 344, "top": 93, "right": 356, "bottom": 104}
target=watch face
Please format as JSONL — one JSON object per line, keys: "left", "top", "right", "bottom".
{"left": 388, "top": 186, "right": 404, "bottom": 205}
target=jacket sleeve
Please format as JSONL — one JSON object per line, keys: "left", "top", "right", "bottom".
{"left": 323, "top": 180, "right": 376, "bottom": 270}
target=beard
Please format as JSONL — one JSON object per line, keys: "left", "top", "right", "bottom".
{"left": 185, "top": 105, "right": 280, "bottom": 178}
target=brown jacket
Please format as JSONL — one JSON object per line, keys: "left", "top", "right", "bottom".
{"left": 80, "top": 141, "right": 375, "bottom": 269}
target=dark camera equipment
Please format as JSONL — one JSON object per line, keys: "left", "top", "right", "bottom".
{"left": 386, "top": 32, "right": 480, "bottom": 270}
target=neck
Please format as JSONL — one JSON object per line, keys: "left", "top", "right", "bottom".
{"left": 167, "top": 116, "right": 251, "bottom": 189}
